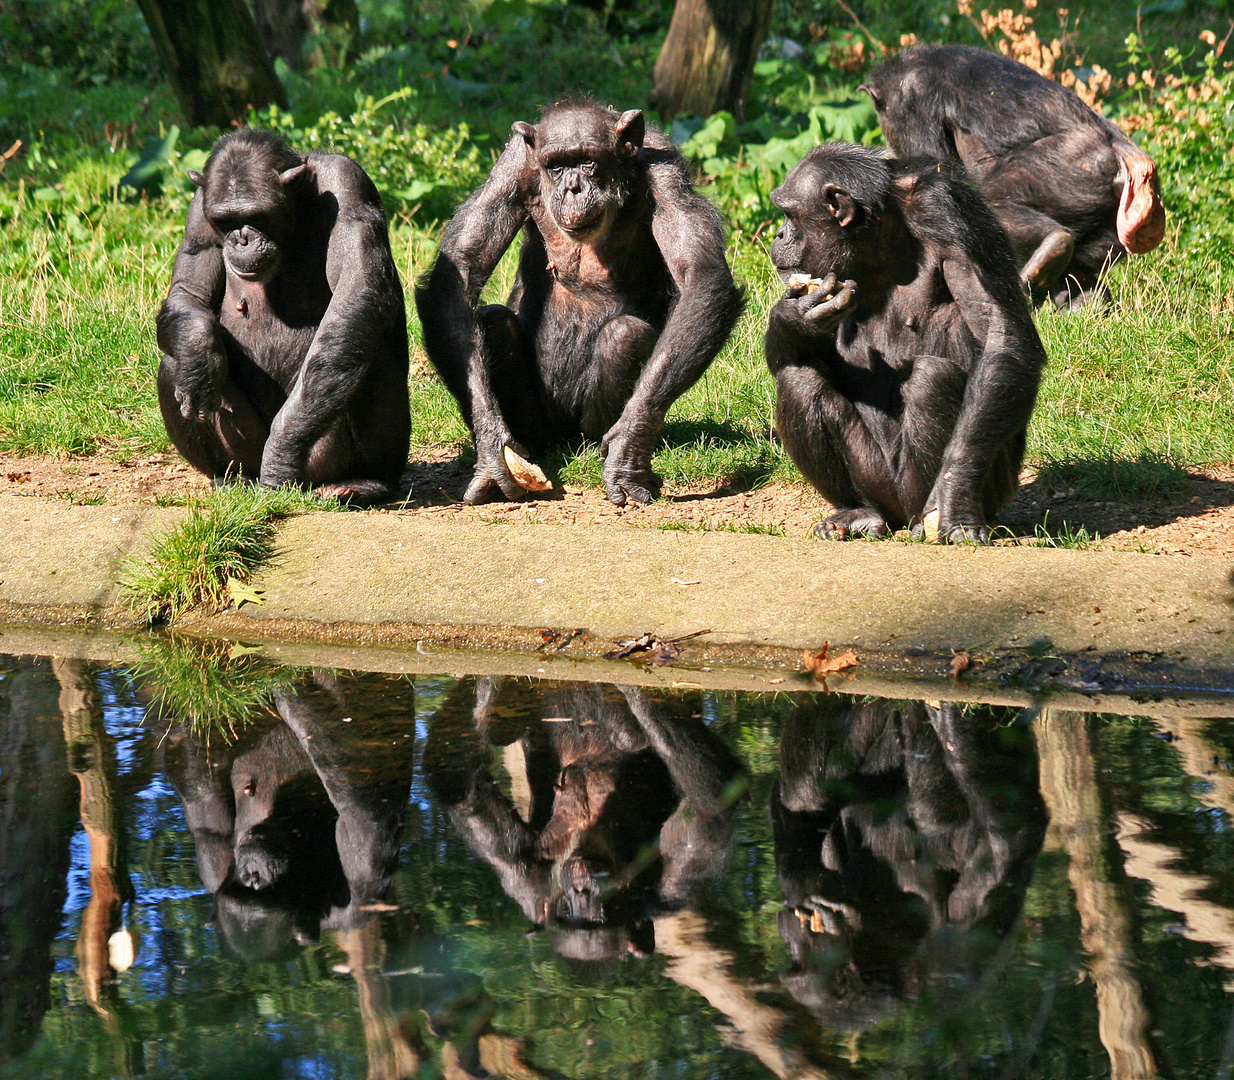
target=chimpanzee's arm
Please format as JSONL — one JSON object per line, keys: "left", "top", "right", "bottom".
{"left": 414, "top": 139, "right": 533, "bottom": 493}
{"left": 422, "top": 679, "right": 548, "bottom": 921}
{"left": 598, "top": 155, "right": 742, "bottom": 504}
{"left": 619, "top": 686, "right": 746, "bottom": 904}
{"left": 259, "top": 156, "right": 407, "bottom": 488}
{"left": 928, "top": 255, "right": 1045, "bottom": 542}
{"left": 155, "top": 192, "right": 228, "bottom": 422}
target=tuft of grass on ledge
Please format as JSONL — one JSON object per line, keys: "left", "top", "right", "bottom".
{"left": 122, "top": 482, "right": 342, "bottom": 624}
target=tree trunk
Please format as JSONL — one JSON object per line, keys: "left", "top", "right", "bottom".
{"left": 649, "top": 0, "right": 773, "bottom": 120}
{"left": 251, "top": 0, "right": 359, "bottom": 70}
{"left": 136, "top": 0, "right": 288, "bottom": 128}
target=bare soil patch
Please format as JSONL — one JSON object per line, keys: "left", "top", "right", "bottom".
{"left": 1, "top": 451, "right": 1231, "bottom": 558}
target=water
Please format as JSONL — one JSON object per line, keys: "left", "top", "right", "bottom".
{"left": 1, "top": 646, "right": 1232, "bottom": 1079}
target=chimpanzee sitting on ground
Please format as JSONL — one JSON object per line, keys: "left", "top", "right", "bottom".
{"left": 862, "top": 45, "right": 1166, "bottom": 309}
{"left": 424, "top": 678, "right": 745, "bottom": 963}
{"left": 157, "top": 130, "right": 410, "bottom": 504}
{"left": 415, "top": 100, "right": 743, "bottom": 506}
{"left": 772, "top": 695, "right": 1046, "bottom": 1029}
{"left": 765, "top": 142, "right": 1047, "bottom": 543}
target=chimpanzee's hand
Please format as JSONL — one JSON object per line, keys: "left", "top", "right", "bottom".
{"left": 171, "top": 351, "right": 225, "bottom": 422}
{"left": 774, "top": 274, "right": 856, "bottom": 337}
{"left": 912, "top": 493, "right": 993, "bottom": 545}
{"left": 464, "top": 427, "right": 529, "bottom": 504}
{"left": 600, "top": 424, "right": 662, "bottom": 506}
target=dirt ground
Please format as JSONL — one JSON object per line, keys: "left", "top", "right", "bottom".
{"left": 1, "top": 450, "right": 1231, "bottom": 557}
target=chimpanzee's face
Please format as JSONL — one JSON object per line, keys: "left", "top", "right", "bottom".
{"left": 770, "top": 181, "right": 827, "bottom": 280}
{"left": 533, "top": 109, "right": 632, "bottom": 239}
{"left": 201, "top": 162, "right": 299, "bottom": 282}
{"left": 770, "top": 163, "right": 858, "bottom": 284}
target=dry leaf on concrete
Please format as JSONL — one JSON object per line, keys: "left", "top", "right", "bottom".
{"left": 949, "top": 651, "right": 972, "bottom": 679}
{"left": 802, "top": 642, "right": 859, "bottom": 678}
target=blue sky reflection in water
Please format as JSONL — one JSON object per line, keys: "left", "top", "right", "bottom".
{"left": 1, "top": 652, "right": 1233, "bottom": 1079}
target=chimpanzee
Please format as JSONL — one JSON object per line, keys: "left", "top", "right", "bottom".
{"left": 862, "top": 44, "right": 1166, "bottom": 309}
{"left": 424, "top": 678, "right": 745, "bottom": 963}
{"left": 415, "top": 100, "right": 743, "bottom": 506}
{"left": 765, "top": 142, "right": 1047, "bottom": 543}
{"left": 156, "top": 130, "right": 410, "bottom": 504}
{"left": 772, "top": 695, "right": 1046, "bottom": 1029}
{"left": 162, "top": 672, "right": 417, "bottom": 961}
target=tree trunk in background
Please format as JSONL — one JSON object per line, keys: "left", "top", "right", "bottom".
{"left": 136, "top": 0, "right": 288, "bottom": 128}
{"left": 251, "top": 0, "right": 360, "bottom": 70}
{"left": 649, "top": 0, "right": 773, "bottom": 120}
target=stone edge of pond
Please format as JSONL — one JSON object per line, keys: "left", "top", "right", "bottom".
{"left": 0, "top": 497, "right": 1231, "bottom": 717}
{"left": 1, "top": 612, "right": 1233, "bottom": 722}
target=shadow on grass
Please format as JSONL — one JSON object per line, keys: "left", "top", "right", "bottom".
{"left": 998, "top": 454, "right": 1231, "bottom": 546}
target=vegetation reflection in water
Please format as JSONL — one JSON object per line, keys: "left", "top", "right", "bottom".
{"left": 2, "top": 646, "right": 1233, "bottom": 1079}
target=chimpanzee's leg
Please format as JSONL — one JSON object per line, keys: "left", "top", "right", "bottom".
{"left": 575, "top": 315, "right": 659, "bottom": 441}
{"left": 773, "top": 364, "right": 903, "bottom": 539}
{"left": 158, "top": 356, "right": 269, "bottom": 483}
{"left": 302, "top": 342, "right": 412, "bottom": 506}
{"left": 988, "top": 200, "right": 1075, "bottom": 301}
{"left": 1050, "top": 234, "right": 1121, "bottom": 310}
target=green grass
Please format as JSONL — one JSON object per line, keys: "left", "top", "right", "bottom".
{"left": 122, "top": 482, "right": 342, "bottom": 624}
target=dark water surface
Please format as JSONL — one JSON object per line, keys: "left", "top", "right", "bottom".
{"left": 2, "top": 649, "right": 1233, "bottom": 1079}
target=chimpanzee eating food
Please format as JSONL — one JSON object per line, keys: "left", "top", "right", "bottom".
{"left": 765, "top": 142, "right": 1047, "bottom": 543}
{"left": 862, "top": 44, "right": 1166, "bottom": 308}
{"left": 415, "top": 99, "right": 743, "bottom": 506}
{"left": 156, "top": 130, "right": 410, "bottom": 504}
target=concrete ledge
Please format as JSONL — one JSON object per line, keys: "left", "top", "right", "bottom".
{"left": 0, "top": 496, "right": 1231, "bottom": 707}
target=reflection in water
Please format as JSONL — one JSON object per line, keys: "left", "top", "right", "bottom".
{"left": 0, "top": 659, "right": 77, "bottom": 1064}
{"left": 424, "top": 678, "right": 746, "bottom": 964}
{"left": 163, "top": 671, "right": 417, "bottom": 960}
{"left": 771, "top": 697, "right": 1046, "bottom": 1030}
{"left": 4, "top": 653, "right": 1234, "bottom": 1079}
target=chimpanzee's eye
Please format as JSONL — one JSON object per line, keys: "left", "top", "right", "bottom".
{"left": 581, "top": 160, "right": 596, "bottom": 175}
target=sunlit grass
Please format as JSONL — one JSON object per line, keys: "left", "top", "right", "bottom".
{"left": 122, "top": 482, "right": 342, "bottom": 624}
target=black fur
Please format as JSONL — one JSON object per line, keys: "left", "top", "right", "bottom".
{"left": 156, "top": 129, "right": 410, "bottom": 505}
{"left": 415, "top": 101, "right": 743, "bottom": 506}
{"left": 772, "top": 695, "right": 1046, "bottom": 1028}
{"left": 424, "top": 678, "right": 745, "bottom": 960}
{"left": 862, "top": 44, "right": 1165, "bottom": 308}
{"left": 765, "top": 142, "right": 1047, "bottom": 543}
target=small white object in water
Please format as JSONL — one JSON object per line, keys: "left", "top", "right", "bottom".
{"left": 108, "top": 926, "right": 136, "bottom": 972}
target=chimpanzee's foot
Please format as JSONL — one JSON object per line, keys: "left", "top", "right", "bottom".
{"left": 813, "top": 507, "right": 894, "bottom": 540}
{"left": 313, "top": 478, "right": 399, "bottom": 506}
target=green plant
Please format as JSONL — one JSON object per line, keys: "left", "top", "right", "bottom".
{"left": 122, "top": 482, "right": 341, "bottom": 624}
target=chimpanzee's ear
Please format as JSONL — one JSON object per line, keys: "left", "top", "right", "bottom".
{"left": 279, "top": 163, "right": 308, "bottom": 186}
{"left": 188, "top": 170, "right": 206, "bottom": 188}
{"left": 821, "top": 183, "right": 858, "bottom": 228}
{"left": 512, "top": 121, "right": 536, "bottom": 149}
{"left": 857, "top": 83, "right": 884, "bottom": 109}
{"left": 615, "top": 109, "right": 645, "bottom": 155}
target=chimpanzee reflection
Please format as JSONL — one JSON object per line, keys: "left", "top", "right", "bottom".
{"left": 424, "top": 678, "right": 745, "bottom": 963}
{"left": 772, "top": 696, "right": 1046, "bottom": 1029}
{"left": 163, "top": 672, "right": 416, "bottom": 961}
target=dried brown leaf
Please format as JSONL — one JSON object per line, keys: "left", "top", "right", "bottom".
{"left": 950, "top": 651, "right": 972, "bottom": 679}
{"left": 803, "top": 642, "right": 860, "bottom": 677}
{"left": 503, "top": 446, "right": 553, "bottom": 491}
